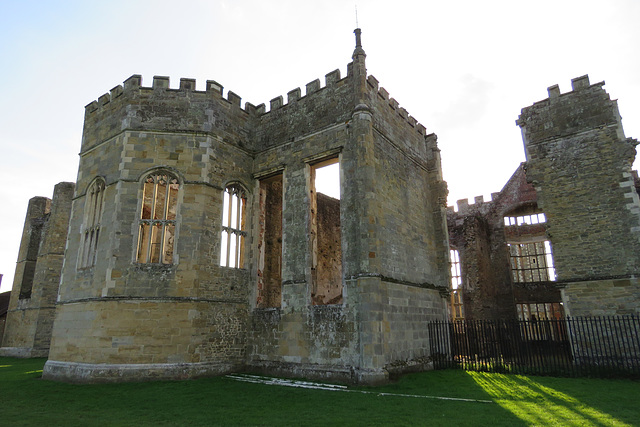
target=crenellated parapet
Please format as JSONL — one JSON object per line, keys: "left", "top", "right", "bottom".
{"left": 365, "top": 75, "right": 428, "bottom": 137}
{"left": 82, "top": 58, "right": 436, "bottom": 159}
{"left": 448, "top": 195, "right": 493, "bottom": 217}
{"left": 261, "top": 68, "right": 348, "bottom": 115}
{"left": 81, "top": 74, "right": 267, "bottom": 152}
{"left": 362, "top": 73, "right": 439, "bottom": 173}
{"left": 85, "top": 74, "right": 262, "bottom": 116}
{"left": 516, "top": 75, "right": 623, "bottom": 151}
{"left": 85, "top": 67, "right": 355, "bottom": 118}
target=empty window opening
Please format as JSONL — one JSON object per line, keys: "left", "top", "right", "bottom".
{"left": 516, "top": 302, "right": 564, "bottom": 321}
{"left": 79, "top": 178, "right": 105, "bottom": 269}
{"left": 220, "top": 185, "right": 247, "bottom": 268}
{"left": 136, "top": 172, "right": 179, "bottom": 264}
{"left": 504, "top": 213, "right": 546, "bottom": 227}
{"left": 508, "top": 240, "right": 556, "bottom": 283}
{"left": 517, "top": 302, "right": 566, "bottom": 340}
{"left": 450, "top": 249, "right": 462, "bottom": 289}
{"left": 449, "top": 249, "right": 464, "bottom": 320}
{"left": 310, "top": 159, "right": 342, "bottom": 305}
{"left": 257, "top": 174, "right": 283, "bottom": 308}
{"left": 314, "top": 162, "right": 340, "bottom": 199}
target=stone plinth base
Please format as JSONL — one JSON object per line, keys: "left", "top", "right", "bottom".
{"left": 42, "top": 360, "right": 239, "bottom": 383}
{"left": 0, "top": 347, "right": 49, "bottom": 358}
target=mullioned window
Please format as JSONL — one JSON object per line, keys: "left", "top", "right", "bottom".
{"left": 136, "top": 172, "right": 179, "bottom": 264}
{"left": 220, "top": 184, "right": 247, "bottom": 268}
{"left": 79, "top": 178, "right": 106, "bottom": 269}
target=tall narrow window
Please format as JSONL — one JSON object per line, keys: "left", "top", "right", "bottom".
{"left": 220, "top": 184, "right": 246, "bottom": 268}
{"left": 450, "top": 249, "right": 464, "bottom": 320}
{"left": 137, "top": 172, "right": 179, "bottom": 264}
{"left": 79, "top": 178, "right": 106, "bottom": 269}
{"left": 509, "top": 240, "right": 556, "bottom": 283}
{"left": 310, "top": 159, "right": 342, "bottom": 305}
{"left": 450, "top": 249, "right": 462, "bottom": 289}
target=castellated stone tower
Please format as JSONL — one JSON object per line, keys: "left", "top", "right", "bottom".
{"left": 39, "top": 30, "right": 450, "bottom": 384}
{"left": 517, "top": 75, "right": 640, "bottom": 316}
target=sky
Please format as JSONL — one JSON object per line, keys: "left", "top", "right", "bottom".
{"left": 1, "top": 0, "right": 639, "bottom": 293}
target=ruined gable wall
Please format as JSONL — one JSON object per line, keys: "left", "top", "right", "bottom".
{"left": 447, "top": 165, "right": 558, "bottom": 321}
{"left": 448, "top": 199, "right": 516, "bottom": 320}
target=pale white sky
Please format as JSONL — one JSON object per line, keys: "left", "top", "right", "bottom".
{"left": 1, "top": 0, "right": 638, "bottom": 292}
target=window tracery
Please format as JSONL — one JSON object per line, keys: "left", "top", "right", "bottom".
{"left": 79, "top": 178, "right": 106, "bottom": 268}
{"left": 136, "top": 172, "right": 179, "bottom": 264}
{"left": 220, "top": 184, "right": 246, "bottom": 268}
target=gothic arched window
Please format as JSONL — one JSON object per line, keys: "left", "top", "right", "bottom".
{"left": 220, "top": 184, "right": 246, "bottom": 268}
{"left": 79, "top": 178, "right": 106, "bottom": 269}
{"left": 136, "top": 171, "right": 179, "bottom": 264}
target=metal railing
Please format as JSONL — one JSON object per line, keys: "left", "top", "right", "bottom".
{"left": 428, "top": 316, "right": 640, "bottom": 377}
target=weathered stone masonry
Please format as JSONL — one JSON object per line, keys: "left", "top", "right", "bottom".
{"left": 448, "top": 76, "right": 640, "bottom": 322}
{"left": 3, "top": 30, "right": 451, "bottom": 384}
{"left": 8, "top": 31, "right": 638, "bottom": 384}
{"left": 518, "top": 75, "right": 640, "bottom": 317}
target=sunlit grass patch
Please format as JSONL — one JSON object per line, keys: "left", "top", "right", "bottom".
{"left": 468, "top": 371, "right": 634, "bottom": 426}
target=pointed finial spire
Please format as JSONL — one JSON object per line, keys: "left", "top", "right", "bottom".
{"left": 352, "top": 28, "right": 366, "bottom": 59}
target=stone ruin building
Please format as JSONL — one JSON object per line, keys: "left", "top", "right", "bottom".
{"left": 1, "top": 30, "right": 451, "bottom": 384}
{"left": 2, "top": 32, "right": 639, "bottom": 384}
{"left": 449, "top": 75, "right": 640, "bottom": 322}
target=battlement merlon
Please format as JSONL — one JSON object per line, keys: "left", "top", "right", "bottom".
{"left": 449, "top": 195, "right": 492, "bottom": 214}
{"left": 85, "top": 75, "right": 248, "bottom": 114}
{"left": 516, "top": 74, "right": 625, "bottom": 148}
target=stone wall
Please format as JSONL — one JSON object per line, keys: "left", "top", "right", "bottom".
{"left": 45, "top": 77, "right": 255, "bottom": 379}
{"left": 518, "top": 75, "right": 640, "bottom": 317}
{"left": 1, "top": 182, "right": 74, "bottom": 357}
{"left": 37, "top": 31, "right": 450, "bottom": 384}
{"left": 314, "top": 193, "right": 342, "bottom": 305}
{"left": 447, "top": 164, "right": 564, "bottom": 320}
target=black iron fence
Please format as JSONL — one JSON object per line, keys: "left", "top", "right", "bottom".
{"left": 428, "top": 316, "right": 640, "bottom": 377}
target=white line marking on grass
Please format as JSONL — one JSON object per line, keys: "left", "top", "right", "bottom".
{"left": 225, "top": 374, "right": 493, "bottom": 404}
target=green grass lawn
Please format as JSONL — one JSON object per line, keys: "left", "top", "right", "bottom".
{"left": 1, "top": 357, "right": 638, "bottom": 426}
